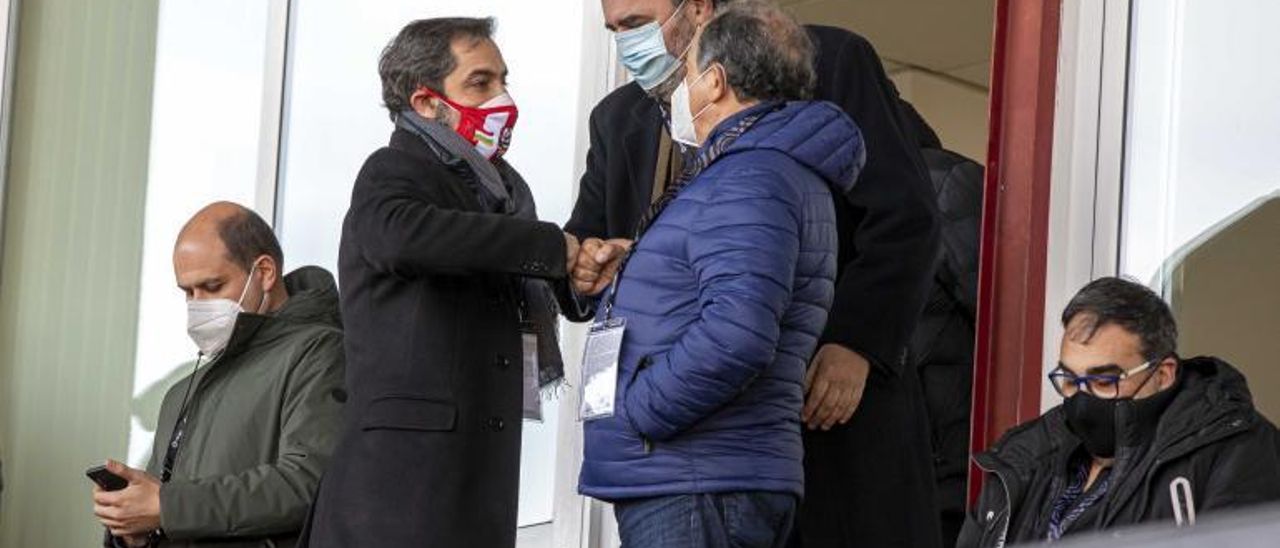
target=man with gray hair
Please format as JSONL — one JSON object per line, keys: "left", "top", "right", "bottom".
{"left": 577, "top": 4, "right": 864, "bottom": 547}
{"left": 573, "top": 1, "right": 943, "bottom": 544}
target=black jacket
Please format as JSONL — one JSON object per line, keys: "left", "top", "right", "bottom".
{"left": 902, "top": 100, "right": 985, "bottom": 547}
{"left": 567, "top": 24, "right": 943, "bottom": 548}
{"left": 302, "top": 128, "right": 571, "bottom": 548}
{"left": 959, "top": 357, "right": 1280, "bottom": 548}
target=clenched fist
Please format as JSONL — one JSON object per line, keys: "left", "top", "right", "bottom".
{"left": 572, "top": 238, "right": 632, "bottom": 296}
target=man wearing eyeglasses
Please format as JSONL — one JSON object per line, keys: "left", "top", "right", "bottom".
{"left": 958, "top": 277, "right": 1280, "bottom": 547}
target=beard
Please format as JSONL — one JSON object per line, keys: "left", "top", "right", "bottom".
{"left": 645, "top": 13, "right": 698, "bottom": 105}
{"left": 646, "top": 64, "right": 688, "bottom": 106}
{"left": 434, "top": 101, "right": 460, "bottom": 129}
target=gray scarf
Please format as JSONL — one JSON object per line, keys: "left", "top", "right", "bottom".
{"left": 395, "top": 110, "right": 565, "bottom": 388}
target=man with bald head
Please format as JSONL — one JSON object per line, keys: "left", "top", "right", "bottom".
{"left": 91, "top": 202, "right": 345, "bottom": 548}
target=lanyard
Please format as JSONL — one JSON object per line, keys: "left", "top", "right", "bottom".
{"left": 161, "top": 353, "right": 206, "bottom": 483}
{"left": 601, "top": 103, "right": 780, "bottom": 320}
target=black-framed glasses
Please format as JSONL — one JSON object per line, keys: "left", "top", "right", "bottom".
{"left": 1047, "top": 360, "right": 1154, "bottom": 399}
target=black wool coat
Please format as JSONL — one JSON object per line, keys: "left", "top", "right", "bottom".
{"left": 302, "top": 128, "right": 572, "bottom": 548}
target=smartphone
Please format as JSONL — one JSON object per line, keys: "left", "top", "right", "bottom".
{"left": 86, "top": 465, "right": 128, "bottom": 491}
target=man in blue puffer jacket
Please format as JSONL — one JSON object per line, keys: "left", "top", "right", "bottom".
{"left": 578, "top": 2, "right": 865, "bottom": 546}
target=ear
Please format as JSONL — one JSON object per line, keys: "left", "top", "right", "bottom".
{"left": 408, "top": 88, "right": 441, "bottom": 119}
{"left": 256, "top": 254, "right": 280, "bottom": 294}
{"left": 1156, "top": 356, "right": 1179, "bottom": 391}
{"left": 690, "top": 0, "right": 716, "bottom": 25}
{"left": 705, "top": 64, "right": 730, "bottom": 105}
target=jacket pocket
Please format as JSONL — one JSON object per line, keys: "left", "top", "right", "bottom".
{"left": 624, "top": 356, "right": 654, "bottom": 454}
{"left": 360, "top": 396, "right": 457, "bottom": 432}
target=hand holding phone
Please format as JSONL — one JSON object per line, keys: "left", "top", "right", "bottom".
{"left": 86, "top": 464, "right": 129, "bottom": 491}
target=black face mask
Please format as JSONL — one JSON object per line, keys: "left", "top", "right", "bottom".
{"left": 1063, "top": 370, "right": 1181, "bottom": 458}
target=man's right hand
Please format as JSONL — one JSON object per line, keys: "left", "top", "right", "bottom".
{"left": 93, "top": 460, "right": 162, "bottom": 540}
{"left": 803, "top": 344, "right": 871, "bottom": 430}
{"left": 572, "top": 238, "right": 632, "bottom": 296}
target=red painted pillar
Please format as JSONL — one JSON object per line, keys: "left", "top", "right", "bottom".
{"left": 969, "top": 0, "right": 1063, "bottom": 504}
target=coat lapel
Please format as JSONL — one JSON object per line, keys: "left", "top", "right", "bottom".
{"left": 622, "top": 94, "right": 664, "bottom": 227}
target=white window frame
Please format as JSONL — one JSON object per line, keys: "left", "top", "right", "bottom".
{"left": 1041, "top": 0, "right": 1132, "bottom": 410}
{"left": 258, "top": 0, "right": 291, "bottom": 227}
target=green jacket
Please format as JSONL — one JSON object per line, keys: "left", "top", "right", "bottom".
{"left": 127, "top": 267, "right": 345, "bottom": 547}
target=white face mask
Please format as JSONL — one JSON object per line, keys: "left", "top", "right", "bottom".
{"left": 186, "top": 263, "right": 263, "bottom": 356}
{"left": 669, "top": 64, "right": 717, "bottom": 148}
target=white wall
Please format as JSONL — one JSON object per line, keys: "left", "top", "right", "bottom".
{"left": 273, "top": 0, "right": 590, "bottom": 528}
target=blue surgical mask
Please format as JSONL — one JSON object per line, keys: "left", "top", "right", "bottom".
{"left": 615, "top": 1, "right": 690, "bottom": 91}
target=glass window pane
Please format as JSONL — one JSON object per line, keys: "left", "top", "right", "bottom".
{"left": 1122, "top": 0, "right": 1280, "bottom": 421}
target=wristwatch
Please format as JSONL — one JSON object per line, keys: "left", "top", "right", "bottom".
{"left": 145, "top": 528, "right": 166, "bottom": 545}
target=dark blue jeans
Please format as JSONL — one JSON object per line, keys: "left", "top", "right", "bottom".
{"left": 614, "top": 492, "right": 798, "bottom": 548}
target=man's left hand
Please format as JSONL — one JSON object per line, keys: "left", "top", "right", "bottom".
{"left": 803, "top": 344, "right": 871, "bottom": 430}
{"left": 92, "top": 459, "right": 162, "bottom": 538}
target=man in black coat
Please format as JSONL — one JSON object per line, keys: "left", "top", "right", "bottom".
{"left": 960, "top": 278, "right": 1280, "bottom": 547}
{"left": 570, "top": 1, "right": 942, "bottom": 546}
{"left": 302, "top": 18, "right": 592, "bottom": 547}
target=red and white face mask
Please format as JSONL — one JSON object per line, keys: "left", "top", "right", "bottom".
{"left": 423, "top": 88, "right": 519, "bottom": 161}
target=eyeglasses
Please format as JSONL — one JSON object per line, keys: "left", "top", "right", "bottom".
{"left": 1047, "top": 361, "right": 1154, "bottom": 399}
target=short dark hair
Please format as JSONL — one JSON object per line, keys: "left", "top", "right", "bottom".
{"left": 1062, "top": 277, "right": 1178, "bottom": 361}
{"left": 379, "top": 17, "right": 495, "bottom": 116}
{"left": 217, "top": 208, "right": 284, "bottom": 276}
{"left": 695, "top": 0, "right": 816, "bottom": 102}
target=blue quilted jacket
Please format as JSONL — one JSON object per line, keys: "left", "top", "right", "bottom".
{"left": 578, "top": 101, "right": 865, "bottom": 500}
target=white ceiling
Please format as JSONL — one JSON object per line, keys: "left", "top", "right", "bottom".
{"left": 777, "top": 0, "right": 996, "bottom": 90}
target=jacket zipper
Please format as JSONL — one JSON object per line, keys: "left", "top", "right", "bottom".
{"left": 992, "top": 473, "right": 1012, "bottom": 547}
{"left": 973, "top": 457, "right": 1012, "bottom": 548}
